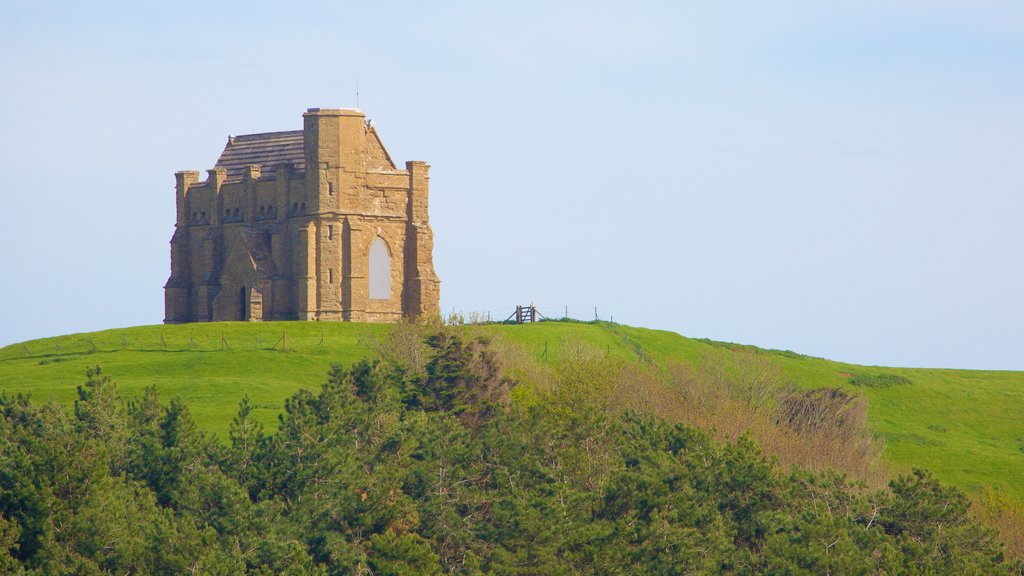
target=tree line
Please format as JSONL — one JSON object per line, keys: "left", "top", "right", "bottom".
{"left": 0, "top": 329, "right": 1018, "bottom": 574}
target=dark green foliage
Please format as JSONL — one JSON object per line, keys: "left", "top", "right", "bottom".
{"left": 695, "top": 338, "right": 815, "bottom": 360}
{"left": 850, "top": 372, "right": 914, "bottom": 388}
{"left": 400, "top": 333, "right": 511, "bottom": 432}
{"left": 0, "top": 331, "right": 1016, "bottom": 574}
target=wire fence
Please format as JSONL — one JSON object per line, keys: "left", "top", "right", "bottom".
{"left": 1, "top": 306, "right": 621, "bottom": 361}
{"left": 445, "top": 305, "right": 620, "bottom": 325}
{"left": 0, "top": 327, "right": 393, "bottom": 361}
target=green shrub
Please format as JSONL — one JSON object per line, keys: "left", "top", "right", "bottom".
{"left": 0, "top": 329, "right": 1017, "bottom": 574}
{"left": 849, "top": 372, "right": 913, "bottom": 388}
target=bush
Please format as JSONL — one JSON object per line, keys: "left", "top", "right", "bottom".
{"left": 0, "top": 330, "right": 1017, "bottom": 574}
{"left": 849, "top": 372, "right": 913, "bottom": 388}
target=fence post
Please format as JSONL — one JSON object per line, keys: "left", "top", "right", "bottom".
{"left": 282, "top": 332, "right": 287, "bottom": 352}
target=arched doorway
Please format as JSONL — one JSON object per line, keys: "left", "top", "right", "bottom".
{"left": 369, "top": 238, "right": 391, "bottom": 300}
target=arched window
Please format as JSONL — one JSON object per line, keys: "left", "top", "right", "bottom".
{"left": 239, "top": 286, "right": 247, "bottom": 320}
{"left": 369, "top": 237, "right": 391, "bottom": 300}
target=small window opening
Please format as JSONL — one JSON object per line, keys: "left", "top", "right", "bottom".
{"left": 328, "top": 182, "right": 334, "bottom": 196}
{"left": 329, "top": 268, "right": 334, "bottom": 283}
{"left": 234, "top": 208, "right": 240, "bottom": 218}
{"left": 328, "top": 225, "right": 334, "bottom": 240}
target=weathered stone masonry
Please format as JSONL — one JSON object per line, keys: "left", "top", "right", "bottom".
{"left": 164, "top": 108, "right": 440, "bottom": 323}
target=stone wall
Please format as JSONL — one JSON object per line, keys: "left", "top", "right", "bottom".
{"left": 164, "top": 108, "right": 440, "bottom": 324}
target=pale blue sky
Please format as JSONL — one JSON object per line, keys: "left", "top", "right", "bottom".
{"left": 1, "top": 1, "right": 1021, "bottom": 369}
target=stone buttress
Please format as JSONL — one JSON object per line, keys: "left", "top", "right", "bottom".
{"left": 164, "top": 108, "right": 440, "bottom": 323}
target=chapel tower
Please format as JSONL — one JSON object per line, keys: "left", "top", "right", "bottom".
{"left": 164, "top": 108, "right": 440, "bottom": 323}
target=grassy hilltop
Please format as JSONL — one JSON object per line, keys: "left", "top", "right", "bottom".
{"left": 1, "top": 320, "right": 1022, "bottom": 503}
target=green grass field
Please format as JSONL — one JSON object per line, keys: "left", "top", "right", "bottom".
{"left": 1, "top": 321, "right": 1022, "bottom": 501}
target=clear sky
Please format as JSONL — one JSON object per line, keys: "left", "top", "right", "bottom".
{"left": 1, "top": 1, "right": 1021, "bottom": 369}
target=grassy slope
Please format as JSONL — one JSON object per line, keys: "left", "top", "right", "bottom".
{"left": 1, "top": 321, "right": 1022, "bottom": 500}
{"left": 718, "top": 343, "right": 1023, "bottom": 495}
{"left": 0, "top": 323, "right": 390, "bottom": 439}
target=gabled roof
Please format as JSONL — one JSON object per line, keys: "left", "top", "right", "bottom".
{"left": 214, "top": 130, "right": 305, "bottom": 181}
{"left": 366, "top": 126, "right": 397, "bottom": 170}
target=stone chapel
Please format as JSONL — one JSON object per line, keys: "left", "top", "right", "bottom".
{"left": 164, "top": 108, "right": 440, "bottom": 323}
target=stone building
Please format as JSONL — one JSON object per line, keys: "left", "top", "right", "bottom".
{"left": 164, "top": 108, "right": 440, "bottom": 323}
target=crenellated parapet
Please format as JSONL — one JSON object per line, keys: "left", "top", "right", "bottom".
{"left": 164, "top": 107, "right": 441, "bottom": 324}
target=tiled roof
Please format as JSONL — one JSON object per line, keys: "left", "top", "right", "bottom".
{"left": 214, "top": 130, "right": 305, "bottom": 181}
